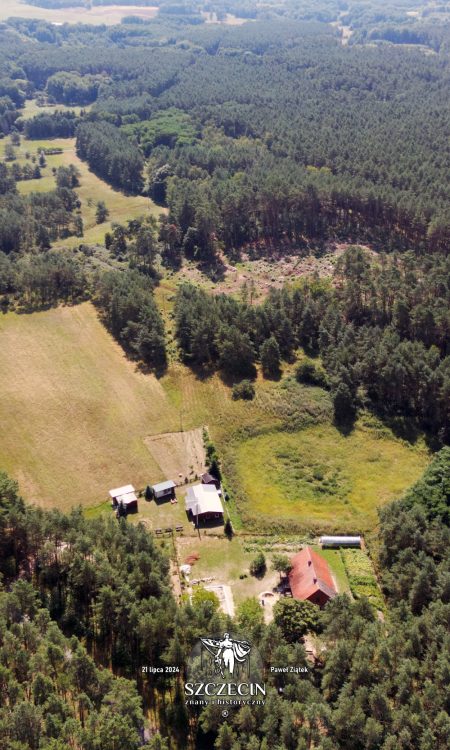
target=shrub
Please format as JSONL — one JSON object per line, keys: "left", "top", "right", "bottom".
{"left": 232, "top": 380, "right": 255, "bottom": 401}
{"left": 296, "top": 359, "right": 328, "bottom": 388}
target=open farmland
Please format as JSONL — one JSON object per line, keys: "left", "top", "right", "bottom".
{"left": 0, "top": 303, "right": 265, "bottom": 511}
{"left": 0, "top": 135, "right": 160, "bottom": 245}
{"left": 0, "top": 303, "right": 170, "bottom": 509}
{"left": 0, "top": 1, "right": 158, "bottom": 25}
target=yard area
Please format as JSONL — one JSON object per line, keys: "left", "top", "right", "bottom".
{"left": 176, "top": 536, "right": 280, "bottom": 607}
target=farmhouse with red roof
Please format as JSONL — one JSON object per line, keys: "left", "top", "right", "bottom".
{"left": 289, "top": 547, "right": 337, "bottom": 607}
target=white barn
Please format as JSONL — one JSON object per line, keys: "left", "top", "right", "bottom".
{"left": 185, "top": 484, "right": 224, "bottom": 521}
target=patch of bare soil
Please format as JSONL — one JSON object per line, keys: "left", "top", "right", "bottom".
{"left": 145, "top": 427, "right": 206, "bottom": 484}
{"left": 177, "top": 242, "right": 372, "bottom": 302}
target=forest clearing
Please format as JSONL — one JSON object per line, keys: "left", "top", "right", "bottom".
{"left": 0, "top": 134, "right": 160, "bottom": 245}
{"left": 233, "top": 421, "right": 429, "bottom": 533}
{"left": 0, "top": 0, "right": 159, "bottom": 25}
{"left": 0, "top": 302, "right": 430, "bottom": 531}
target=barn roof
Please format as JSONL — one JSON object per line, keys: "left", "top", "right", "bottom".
{"left": 185, "top": 484, "right": 223, "bottom": 517}
{"left": 152, "top": 480, "right": 176, "bottom": 493}
{"left": 289, "top": 547, "right": 337, "bottom": 602}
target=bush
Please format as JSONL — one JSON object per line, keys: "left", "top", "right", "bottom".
{"left": 224, "top": 518, "right": 233, "bottom": 539}
{"left": 232, "top": 380, "right": 255, "bottom": 401}
{"left": 250, "top": 551, "right": 266, "bottom": 577}
{"left": 296, "top": 359, "right": 328, "bottom": 388}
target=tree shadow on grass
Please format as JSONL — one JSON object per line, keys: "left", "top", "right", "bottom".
{"left": 373, "top": 410, "right": 442, "bottom": 451}
{"left": 261, "top": 368, "right": 282, "bottom": 383}
{"left": 198, "top": 255, "right": 227, "bottom": 283}
{"left": 333, "top": 415, "right": 357, "bottom": 437}
{"left": 136, "top": 360, "right": 168, "bottom": 379}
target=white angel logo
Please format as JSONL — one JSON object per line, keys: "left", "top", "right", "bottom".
{"left": 200, "top": 633, "right": 251, "bottom": 678}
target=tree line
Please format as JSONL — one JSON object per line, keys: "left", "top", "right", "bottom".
{"left": 76, "top": 121, "right": 144, "bottom": 194}
{"left": 94, "top": 268, "right": 167, "bottom": 372}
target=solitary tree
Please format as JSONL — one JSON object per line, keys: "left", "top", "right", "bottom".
{"left": 273, "top": 598, "right": 321, "bottom": 642}
{"left": 96, "top": 200, "right": 109, "bottom": 224}
{"left": 272, "top": 554, "right": 292, "bottom": 581}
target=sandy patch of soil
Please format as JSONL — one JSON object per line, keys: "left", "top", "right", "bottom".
{"left": 145, "top": 427, "right": 206, "bottom": 484}
{"left": 177, "top": 242, "right": 372, "bottom": 302}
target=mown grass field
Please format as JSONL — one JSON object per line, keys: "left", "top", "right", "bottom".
{"left": 20, "top": 100, "right": 92, "bottom": 120}
{"left": 0, "top": 134, "right": 160, "bottom": 245}
{"left": 234, "top": 419, "right": 429, "bottom": 533}
{"left": 0, "top": 0, "right": 158, "bottom": 25}
{"left": 0, "top": 303, "right": 263, "bottom": 511}
{"left": 0, "top": 303, "right": 170, "bottom": 509}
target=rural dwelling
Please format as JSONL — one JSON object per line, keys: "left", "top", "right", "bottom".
{"left": 152, "top": 480, "right": 176, "bottom": 501}
{"left": 289, "top": 547, "right": 337, "bottom": 607}
{"left": 201, "top": 472, "right": 221, "bottom": 489}
{"left": 109, "top": 484, "right": 138, "bottom": 513}
{"left": 185, "top": 483, "right": 224, "bottom": 522}
{"left": 320, "top": 535, "right": 362, "bottom": 548}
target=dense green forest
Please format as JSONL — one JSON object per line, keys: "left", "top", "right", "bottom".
{"left": 1, "top": 448, "right": 449, "bottom": 749}
{"left": 0, "top": 8, "right": 448, "bottom": 252}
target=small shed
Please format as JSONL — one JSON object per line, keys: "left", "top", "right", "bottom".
{"left": 201, "top": 472, "right": 220, "bottom": 489}
{"left": 320, "top": 536, "right": 362, "bottom": 548}
{"left": 152, "top": 480, "right": 176, "bottom": 501}
{"left": 109, "top": 484, "right": 138, "bottom": 513}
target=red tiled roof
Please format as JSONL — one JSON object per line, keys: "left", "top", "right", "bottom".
{"left": 289, "top": 547, "right": 337, "bottom": 602}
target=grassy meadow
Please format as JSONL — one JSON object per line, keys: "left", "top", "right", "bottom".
{"left": 20, "top": 100, "right": 92, "bottom": 120}
{"left": 233, "top": 418, "right": 429, "bottom": 533}
{"left": 1, "top": 134, "right": 161, "bottom": 245}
